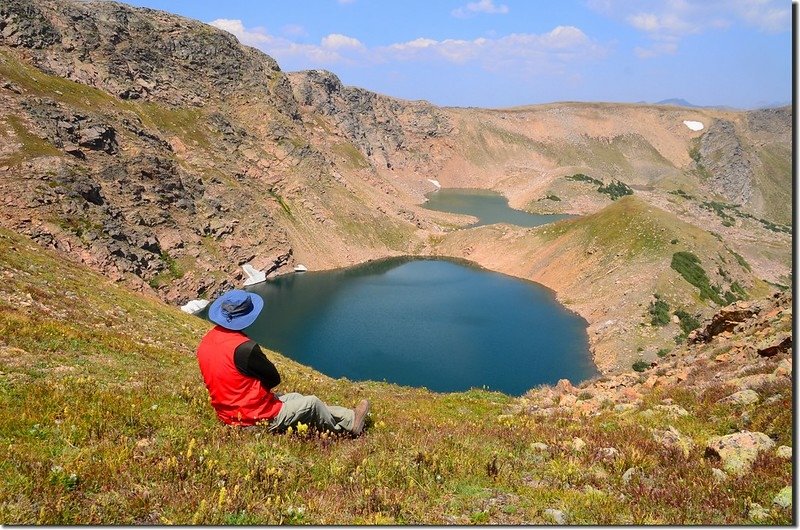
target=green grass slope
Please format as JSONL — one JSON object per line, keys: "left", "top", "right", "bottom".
{"left": 0, "top": 227, "right": 791, "bottom": 524}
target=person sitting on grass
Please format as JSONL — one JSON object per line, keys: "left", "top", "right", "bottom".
{"left": 196, "top": 289, "right": 370, "bottom": 435}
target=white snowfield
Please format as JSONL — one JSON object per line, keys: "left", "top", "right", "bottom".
{"left": 180, "top": 299, "right": 209, "bottom": 314}
{"left": 427, "top": 178, "right": 442, "bottom": 188}
{"left": 683, "top": 120, "right": 704, "bottom": 131}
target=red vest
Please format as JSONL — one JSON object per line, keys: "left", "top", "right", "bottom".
{"left": 196, "top": 326, "right": 283, "bottom": 426}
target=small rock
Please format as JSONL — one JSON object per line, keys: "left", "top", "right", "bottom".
{"left": 614, "top": 403, "right": 636, "bottom": 413}
{"left": 643, "top": 376, "right": 658, "bottom": 389}
{"left": 756, "top": 334, "right": 791, "bottom": 357}
{"left": 571, "top": 438, "right": 586, "bottom": 452}
{"left": 674, "top": 368, "right": 691, "bottom": 382}
{"left": 774, "top": 359, "right": 792, "bottom": 377}
{"left": 718, "top": 389, "right": 760, "bottom": 405}
{"left": 543, "top": 508, "right": 568, "bottom": 525}
{"left": 622, "top": 467, "right": 640, "bottom": 485}
{"left": 764, "top": 394, "right": 784, "bottom": 404}
{"left": 705, "top": 431, "right": 776, "bottom": 476}
{"left": 530, "top": 442, "right": 549, "bottom": 452}
{"left": 596, "top": 447, "right": 621, "bottom": 461}
{"left": 555, "top": 379, "right": 576, "bottom": 394}
{"left": 748, "top": 502, "right": 771, "bottom": 522}
{"left": 559, "top": 394, "right": 578, "bottom": 407}
{"left": 775, "top": 446, "right": 792, "bottom": 460}
{"left": 651, "top": 404, "right": 690, "bottom": 417}
{"left": 732, "top": 373, "right": 777, "bottom": 391}
{"left": 711, "top": 468, "right": 728, "bottom": 483}
{"left": 773, "top": 486, "right": 792, "bottom": 509}
{"left": 651, "top": 426, "right": 695, "bottom": 458}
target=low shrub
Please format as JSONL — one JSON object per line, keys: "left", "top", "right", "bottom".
{"left": 632, "top": 360, "right": 649, "bottom": 372}
{"left": 670, "top": 252, "right": 725, "bottom": 305}
{"left": 597, "top": 180, "right": 633, "bottom": 200}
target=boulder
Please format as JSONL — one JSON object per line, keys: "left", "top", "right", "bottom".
{"left": 747, "top": 502, "right": 771, "bottom": 522}
{"left": 555, "top": 378, "right": 576, "bottom": 394}
{"left": 651, "top": 426, "right": 695, "bottom": 458}
{"left": 543, "top": 508, "right": 568, "bottom": 525}
{"left": 571, "top": 438, "right": 586, "bottom": 452}
{"left": 757, "top": 333, "right": 792, "bottom": 357}
{"left": 653, "top": 404, "right": 690, "bottom": 417}
{"left": 596, "top": 447, "right": 621, "bottom": 461}
{"left": 732, "top": 373, "right": 777, "bottom": 391}
{"left": 711, "top": 468, "right": 728, "bottom": 483}
{"left": 718, "top": 389, "right": 760, "bottom": 406}
{"left": 774, "top": 359, "right": 792, "bottom": 377}
{"left": 689, "top": 302, "right": 758, "bottom": 344}
{"left": 773, "top": 486, "right": 792, "bottom": 509}
{"left": 704, "top": 431, "right": 776, "bottom": 476}
{"left": 621, "top": 467, "right": 641, "bottom": 485}
{"left": 775, "top": 446, "right": 792, "bottom": 460}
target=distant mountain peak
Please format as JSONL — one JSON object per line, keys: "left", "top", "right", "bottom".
{"left": 655, "top": 98, "right": 699, "bottom": 108}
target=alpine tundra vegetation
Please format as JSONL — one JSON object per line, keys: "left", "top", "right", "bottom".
{"left": 0, "top": 0, "right": 792, "bottom": 525}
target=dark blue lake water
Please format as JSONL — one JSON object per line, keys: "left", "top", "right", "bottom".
{"left": 423, "top": 188, "right": 573, "bottom": 228}
{"left": 241, "top": 257, "right": 597, "bottom": 396}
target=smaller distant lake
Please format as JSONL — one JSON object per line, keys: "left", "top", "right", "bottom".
{"left": 423, "top": 188, "right": 574, "bottom": 228}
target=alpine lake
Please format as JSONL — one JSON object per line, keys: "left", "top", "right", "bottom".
{"left": 236, "top": 189, "right": 597, "bottom": 396}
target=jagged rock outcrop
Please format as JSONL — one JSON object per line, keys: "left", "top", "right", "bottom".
{"left": 697, "top": 119, "right": 753, "bottom": 205}
{"left": 1, "top": 0, "right": 299, "bottom": 113}
{"left": 704, "top": 431, "right": 776, "bottom": 476}
{"left": 287, "top": 69, "right": 452, "bottom": 169}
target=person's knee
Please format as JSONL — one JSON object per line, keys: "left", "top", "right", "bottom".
{"left": 306, "top": 395, "right": 325, "bottom": 411}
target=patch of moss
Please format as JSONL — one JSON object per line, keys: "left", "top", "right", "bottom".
{"left": 331, "top": 142, "right": 369, "bottom": 169}
{"left": 0, "top": 51, "right": 125, "bottom": 112}
{"left": 267, "top": 188, "right": 293, "bottom": 217}
{"left": 0, "top": 115, "right": 62, "bottom": 165}
{"left": 649, "top": 296, "right": 670, "bottom": 326}
{"left": 137, "top": 103, "right": 212, "bottom": 149}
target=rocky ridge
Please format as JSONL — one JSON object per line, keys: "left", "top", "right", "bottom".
{"left": 510, "top": 291, "right": 792, "bottom": 514}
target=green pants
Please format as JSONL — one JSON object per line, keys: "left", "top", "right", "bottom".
{"left": 268, "top": 393, "right": 355, "bottom": 433}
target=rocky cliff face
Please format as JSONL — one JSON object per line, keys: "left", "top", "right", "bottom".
{"left": 288, "top": 69, "right": 452, "bottom": 171}
{"left": 694, "top": 106, "right": 791, "bottom": 223}
{"left": 1, "top": 0, "right": 298, "bottom": 111}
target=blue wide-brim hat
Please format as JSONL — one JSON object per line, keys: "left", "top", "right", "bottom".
{"left": 208, "top": 289, "right": 264, "bottom": 330}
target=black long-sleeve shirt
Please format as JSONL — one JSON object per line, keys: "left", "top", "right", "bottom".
{"left": 233, "top": 340, "right": 281, "bottom": 390}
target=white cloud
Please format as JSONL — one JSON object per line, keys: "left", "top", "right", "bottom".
{"left": 730, "top": 0, "right": 789, "bottom": 33}
{"left": 381, "top": 26, "right": 605, "bottom": 75}
{"left": 209, "top": 18, "right": 605, "bottom": 78}
{"left": 588, "top": 0, "right": 789, "bottom": 58}
{"left": 321, "top": 33, "right": 364, "bottom": 50}
{"left": 452, "top": 0, "right": 509, "bottom": 18}
{"left": 209, "top": 18, "right": 274, "bottom": 45}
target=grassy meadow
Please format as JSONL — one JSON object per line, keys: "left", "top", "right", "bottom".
{"left": 0, "top": 226, "right": 792, "bottom": 524}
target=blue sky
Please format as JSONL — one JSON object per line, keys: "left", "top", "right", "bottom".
{"left": 123, "top": 0, "right": 792, "bottom": 109}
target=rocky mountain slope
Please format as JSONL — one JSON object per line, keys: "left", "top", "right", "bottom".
{"left": 0, "top": 0, "right": 792, "bottom": 374}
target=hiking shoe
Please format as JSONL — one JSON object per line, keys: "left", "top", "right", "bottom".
{"left": 351, "top": 399, "right": 370, "bottom": 435}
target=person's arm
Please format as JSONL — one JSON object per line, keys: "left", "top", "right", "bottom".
{"left": 233, "top": 340, "right": 281, "bottom": 390}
